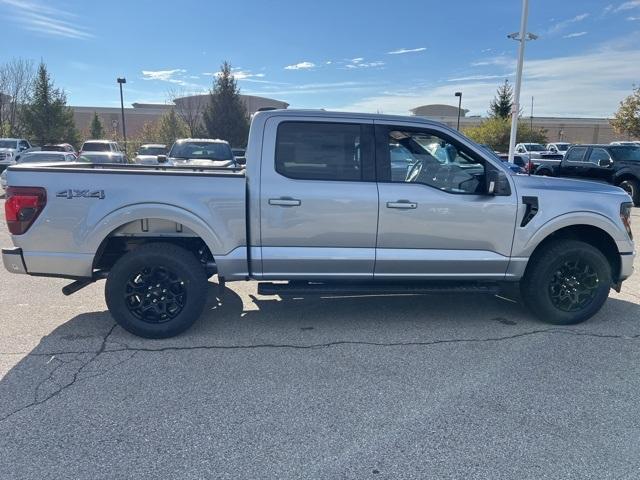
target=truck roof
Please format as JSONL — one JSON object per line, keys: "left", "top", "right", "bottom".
{"left": 254, "top": 108, "right": 451, "bottom": 128}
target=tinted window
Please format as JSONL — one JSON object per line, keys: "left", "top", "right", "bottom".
{"left": 385, "top": 129, "right": 486, "bottom": 194}
{"left": 83, "top": 142, "right": 111, "bottom": 152}
{"left": 276, "top": 122, "right": 363, "bottom": 181}
{"left": 18, "top": 153, "right": 67, "bottom": 163}
{"left": 565, "top": 147, "right": 587, "bottom": 162}
{"left": 169, "top": 141, "right": 232, "bottom": 161}
{"left": 588, "top": 148, "right": 611, "bottom": 164}
{"left": 80, "top": 153, "right": 123, "bottom": 163}
{"left": 610, "top": 146, "right": 640, "bottom": 162}
{"left": 138, "top": 146, "right": 167, "bottom": 156}
{"left": 19, "top": 141, "right": 30, "bottom": 149}
{"left": 0, "top": 140, "right": 17, "bottom": 149}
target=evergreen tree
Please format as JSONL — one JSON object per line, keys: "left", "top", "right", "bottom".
{"left": 488, "top": 80, "right": 514, "bottom": 119}
{"left": 89, "top": 111, "right": 105, "bottom": 139}
{"left": 157, "top": 109, "right": 189, "bottom": 146}
{"left": 203, "top": 61, "right": 249, "bottom": 147}
{"left": 611, "top": 86, "right": 640, "bottom": 140}
{"left": 22, "top": 62, "right": 79, "bottom": 146}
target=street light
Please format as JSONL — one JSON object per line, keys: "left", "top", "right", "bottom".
{"left": 116, "top": 77, "right": 127, "bottom": 154}
{"left": 507, "top": 0, "right": 538, "bottom": 163}
{"left": 454, "top": 92, "right": 463, "bottom": 131}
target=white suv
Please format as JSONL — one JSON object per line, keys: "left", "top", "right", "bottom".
{"left": 0, "top": 138, "right": 32, "bottom": 170}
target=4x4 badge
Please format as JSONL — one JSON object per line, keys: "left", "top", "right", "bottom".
{"left": 56, "top": 189, "right": 105, "bottom": 199}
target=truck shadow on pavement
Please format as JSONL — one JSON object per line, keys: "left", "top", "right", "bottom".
{"left": 1, "top": 282, "right": 639, "bottom": 424}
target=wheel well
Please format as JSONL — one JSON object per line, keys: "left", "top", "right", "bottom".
{"left": 528, "top": 225, "right": 620, "bottom": 281}
{"left": 614, "top": 174, "right": 638, "bottom": 186}
{"left": 93, "top": 232, "right": 214, "bottom": 274}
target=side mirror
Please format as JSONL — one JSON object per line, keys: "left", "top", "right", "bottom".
{"left": 486, "top": 169, "right": 511, "bottom": 196}
{"left": 598, "top": 158, "right": 613, "bottom": 168}
{"left": 235, "top": 156, "right": 246, "bottom": 166}
{"left": 157, "top": 155, "right": 168, "bottom": 164}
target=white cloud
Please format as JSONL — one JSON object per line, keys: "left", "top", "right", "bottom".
{"left": 547, "top": 13, "right": 589, "bottom": 34}
{"left": 284, "top": 61, "right": 316, "bottom": 70}
{"left": 563, "top": 31, "right": 588, "bottom": 38}
{"left": 628, "top": 15, "right": 640, "bottom": 19}
{"left": 334, "top": 47, "right": 640, "bottom": 118}
{"left": 387, "top": 47, "right": 427, "bottom": 55}
{"left": 615, "top": 1, "right": 640, "bottom": 11}
{"left": 142, "top": 69, "right": 187, "bottom": 82}
{"left": 0, "top": 0, "right": 93, "bottom": 39}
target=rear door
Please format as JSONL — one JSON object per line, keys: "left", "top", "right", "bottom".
{"left": 585, "top": 147, "right": 615, "bottom": 182}
{"left": 259, "top": 116, "right": 379, "bottom": 279}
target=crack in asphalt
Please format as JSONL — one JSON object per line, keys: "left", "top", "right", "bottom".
{"left": 0, "top": 324, "right": 117, "bottom": 424}
{"left": 1, "top": 325, "right": 639, "bottom": 424}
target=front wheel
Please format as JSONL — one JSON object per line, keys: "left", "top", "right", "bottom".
{"left": 105, "top": 243, "right": 208, "bottom": 338}
{"left": 521, "top": 240, "right": 611, "bottom": 325}
{"left": 618, "top": 178, "right": 640, "bottom": 206}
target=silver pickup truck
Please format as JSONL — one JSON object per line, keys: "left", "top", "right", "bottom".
{"left": 2, "top": 110, "right": 636, "bottom": 338}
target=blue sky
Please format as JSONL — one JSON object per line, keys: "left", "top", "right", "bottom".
{"left": 1, "top": 0, "right": 639, "bottom": 117}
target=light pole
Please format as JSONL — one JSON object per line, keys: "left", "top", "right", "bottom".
{"left": 507, "top": 0, "right": 538, "bottom": 162}
{"left": 454, "top": 92, "right": 462, "bottom": 131}
{"left": 117, "top": 77, "right": 127, "bottom": 154}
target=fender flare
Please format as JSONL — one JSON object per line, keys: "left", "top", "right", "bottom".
{"left": 612, "top": 169, "right": 639, "bottom": 185}
{"left": 518, "top": 211, "right": 626, "bottom": 258}
{"left": 84, "top": 203, "right": 225, "bottom": 257}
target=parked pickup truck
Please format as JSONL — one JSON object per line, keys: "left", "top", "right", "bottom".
{"left": 2, "top": 110, "right": 636, "bottom": 338}
{"left": 534, "top": 144, "right": 640, "bottom": 206}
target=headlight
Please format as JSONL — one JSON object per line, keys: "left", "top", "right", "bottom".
{"left": 621, "top": 202, "right": 633, "bottom": 240}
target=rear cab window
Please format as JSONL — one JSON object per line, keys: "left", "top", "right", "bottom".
{"left": 275, "top": 121, "right": 373, "bottom": 181}
{"left": 83, "top": 142, "right": 111, "bottom": 152}
{"left": 565, "top": 146, "right": 588, "bottom": 162}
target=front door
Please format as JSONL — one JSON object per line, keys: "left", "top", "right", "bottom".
{"left": 259, "top": 116, "right": 379, "bottom": 279}
{"left": 374, "top": 122, "right": 518, "bottom": 279}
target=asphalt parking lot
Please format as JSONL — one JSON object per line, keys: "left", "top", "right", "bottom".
{"left": 1, "top": 198, "right": 640, "bottom": 479}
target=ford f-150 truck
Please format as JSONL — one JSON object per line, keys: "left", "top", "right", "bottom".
{"left": 2, "top": 110, "right": 636, "bottom": 338}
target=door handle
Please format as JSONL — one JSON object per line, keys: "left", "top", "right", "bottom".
{"left": 269, "top": 197, "right": 301, "bottom": 207}
{"left": 387, "top": 200, "right": 417, "bottom": 209}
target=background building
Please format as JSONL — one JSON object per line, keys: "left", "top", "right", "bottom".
{"left": 72, "top": 94, "right": 288, "bottom": 139}
{"left": 410, "top": 104, "right": 620, "bottom": 144}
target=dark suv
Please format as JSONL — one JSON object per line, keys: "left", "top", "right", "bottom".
{"left": 534, "top": 144, "right": 640, "bottom": 205}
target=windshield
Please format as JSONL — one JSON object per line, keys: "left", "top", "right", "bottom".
{"left": 169, "top": 141, "right": 233, "bottom": 161}
{"left": 555, "top": 144, "right": 570, "bottom": 151}
{"left": 83, "top": 142, "right": 111, "bottom": 152}
{"left": 138, "top": 146, "right": 166, "bottom": 156}
{"left": 524, "top": 144, "right": 546, "bottom": 151}
{"left": 18, "top": 152, "right": 68, "bottom": 163}
{"left": 80, "top": 153, "right": 121, "bottom": 163}
{"left": 610, "top": 146, "right": 640, "bottom": 161}
{"left": 0, "top": 140, "right": 18, "bottom": 149}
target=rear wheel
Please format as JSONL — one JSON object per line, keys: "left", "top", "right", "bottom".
{"left": 618, "top": 178, "right": 640, "bottom": 206}
{"left": 105, "top": 243, "right": 208, "bottom": 338}
{"left": 521, "top": 240, "right": 611, "bottom": 325}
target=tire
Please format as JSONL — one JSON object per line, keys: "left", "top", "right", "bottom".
{"left": 537, "top": 169, "right": 552, "bottom": 177}
{"left": 618, "top": 178, "right": 640, "bottom": 206}
{"left": 521, "top": 240, "right": 611, "bottom": 325}
{"left": 105, "top": 243, "right": 208, "bottom": 338}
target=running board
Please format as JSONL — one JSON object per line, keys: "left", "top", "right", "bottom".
{"left": 257, "top": 281, "right": 501, "bottom": 296}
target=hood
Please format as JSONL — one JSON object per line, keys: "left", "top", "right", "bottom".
{"left": 514, "top": 174, "right": 629, "bottom": 198}
{"left": 0, "top": 148, "right": 17, "bottom": 153}
{"left": 176, "top": 158, "right": 234, "bottom": 167}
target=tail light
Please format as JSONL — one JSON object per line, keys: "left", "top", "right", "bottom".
{"left": 621, "top": 202, "right": 633, "bottom": 240}
{"left": 5, "top": 186, "right": 47, "bottom": 235}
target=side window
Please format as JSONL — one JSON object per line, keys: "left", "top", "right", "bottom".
{"left": 275, "top": 122, "right": 365, "bottom": 181}
{"left": 383, "top": 128, "right": 487, "bottom": 194}
{"left": 565, "top": 147, "right": 587, "bottom": 162}
{"left": 19, "top": 140, "right": 29, "bottom": 150}
{"left": 588, "top": 148, "right": 611, "bottom": 165}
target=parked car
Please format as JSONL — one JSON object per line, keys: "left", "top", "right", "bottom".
{"left": 611, "top": 141, "right": 638, "bottom": 146}
{"left": 1, "top": 150, "right": 78, "bottom": 193}
{"left": 79, "top": 140, "right": 123, "bottom": 155}
{"left": 534, "top": 144, "right": 640, "bottom": 204}
{"left": 0, "top": 138, "right": 33, "bottom": 172}
{"left": 2, "top": 110, "right": 635, "bottom": 339}
{"left": 134, "top": 144, "right": 168, "bottom": 165}
{"left": 41, "top": 143, "right": 77, "bottom": 155}
{"left": 168, "top": 138, "right": 236, "bottom": 167}
{"left": 231, "top": 148, "right": 246, "bottom": 166}
{"left": 78, "top": 152, "right": 129, "bottom": 164}
{"left": 546, "top": 142, "right": 572, "bottom": 155}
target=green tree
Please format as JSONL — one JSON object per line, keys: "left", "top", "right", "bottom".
{"left": 89, "top": 111, "right": 105, "bottom": 139}
{"left": 464, "top": 117, "right": 548, "bottom": 152}
{"left": 488, "top": 80, "right": 514, "bottom": 119}
{"left": 21, "top": 62, "right": 79, "bottom": 146}
{"left": 611, "top": 86, "right": 640, "bottom": 140}
{"left": 203, "top": 61, "right": 249, "bottom": 147}
{"left": 157, "top": 109, "right": 188, "bottom": 146}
